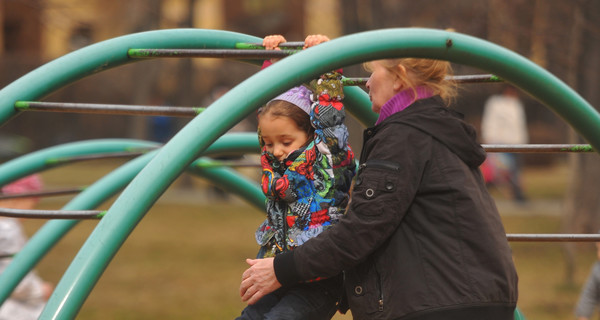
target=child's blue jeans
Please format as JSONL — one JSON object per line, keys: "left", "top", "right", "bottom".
{"left": 235, "top": 275, "right": 343, "bottom": 320}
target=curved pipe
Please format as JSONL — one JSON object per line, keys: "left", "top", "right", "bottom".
{"left": 42, "top": 28, "right": 600, "bottom": 319}
{"left": 0, "top": 29, "right": 261, "bottom": 125}
{"left": 0, "top": 28, "right": 373, "bottom": 127}
{"left": 0, "top": 139, "right": 159, "bottom": 186}
{"left": 0, "top": 134, "right": 263, "bottom": 306}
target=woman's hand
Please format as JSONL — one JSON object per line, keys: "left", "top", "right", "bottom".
{"left": 239, "top": 258, "right": 281, "bottom": 305}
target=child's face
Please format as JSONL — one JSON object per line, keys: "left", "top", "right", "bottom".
{"left": 258, "top": 113, "right": 309, "bottom": 162}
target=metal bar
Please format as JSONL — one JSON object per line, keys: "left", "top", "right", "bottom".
{"left": 15, "top": 101, "right": 203, "bottom": 117}
{"left": 483, "top": 144, "right": 594, "bottom": 153}
{"left": 507, "top": 234, "right": 600, "bottom": 242}
{"left": 235, "top": 41, "right": 305, "bottom": 49}
{"left": 128, "top": 48, "right": 298, "bottom": 59}
{"left": 0, "top": 207, "right": 105, "bottom": 219}
{"left": 129, "top": 49, "right": 502, "bottom": 85}
{"left": 343, "top": 74, "right": 503, "bottom": 85}
{"left": 0, "top": 187, "right": 85, "bottom": 200}
{"left": 451, "top": 74, "right": 503, "bottom": 83}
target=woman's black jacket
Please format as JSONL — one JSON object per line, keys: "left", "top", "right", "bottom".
{"left": 274, "top": 96, "right": 518, "bottom": 320}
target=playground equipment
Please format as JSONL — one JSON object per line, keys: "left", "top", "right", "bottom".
{"left": 0, "top": 28, "right": 598, "bottom": 319}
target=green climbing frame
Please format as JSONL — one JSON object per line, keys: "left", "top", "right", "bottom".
{"left": 0, "top": 28, "right": 598, "bottom": 319}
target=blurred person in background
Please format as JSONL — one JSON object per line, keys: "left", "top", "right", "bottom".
{"left": 480, "top": 85, "right": 529, "bottom": 203}
{"left": 574, "top": 235, "right": 600, "bottom": 320}
{"left": 0, "top": 175, "right": 53, "bottom": 320}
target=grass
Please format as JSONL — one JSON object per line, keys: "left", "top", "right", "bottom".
{"left": 13, "top": 160, "right": 593, "bottom": 319}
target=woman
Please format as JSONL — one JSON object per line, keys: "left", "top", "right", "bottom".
{"left": 240, "top": 57, "right": 518, "bottom": 320}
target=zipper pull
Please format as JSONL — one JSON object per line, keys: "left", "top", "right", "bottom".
{"left": 378, "top": 299, "right": 384, "bottom": 311}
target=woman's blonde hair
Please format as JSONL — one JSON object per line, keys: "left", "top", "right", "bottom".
{"left": 364, "top": 58, "right": 458, "bottom": 104}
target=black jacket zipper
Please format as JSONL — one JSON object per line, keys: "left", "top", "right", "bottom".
{"left": 374, "top": 260, "right": 384, "bottom": 312}
{"left": 358, "top": 159, "right": 401, "bottom": 172}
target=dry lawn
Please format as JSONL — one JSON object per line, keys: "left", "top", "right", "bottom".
{"left": 13, "top": 161, "right": 593, "bottom": 319}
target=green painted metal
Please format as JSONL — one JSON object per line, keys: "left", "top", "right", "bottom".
{"left": 0, "top": 139, "right": 160, "bottom": 186}
{"left": 342, "top": 74, "right": 503, "bottom": 86}
{"left": 0, "top": 208, "right": 106, "bottom": 219}
{"left": 14, "top": 100, "right": 30, "bottom": 109}
{"left": 39, "top": 28, "right": 600, "bottom": 319}
{"left": 14, "top": 101, "right": 206, "bottom": 117}
{"left": 128, "top": 48, "right": 300, "bottom": 59}
{"left": 0, "top": 134, "right": 263, "bottom": 308}
{"left": 564, "top": 145, "right": 594, "bottom": 152}
{"left": 2, "top": 27, "right": 594, "bottom": 318}
{"left": 0, "top": 28, "right": 372, "bottom": 127}
{"left": 344, "top": 86, "right": 376, "bottom": 126}
{"left": 515, "top": 307, "right": 527, "bottom": 320}
{"left": 0, "top": 29, "right": 263, "bottom": 126}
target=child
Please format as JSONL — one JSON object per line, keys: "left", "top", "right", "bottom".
{"left": 575, "top": 234, "right": 600, "bottom": 320}
{"left": 0, "top": 175, "right": 54, "bottom": 320}
{"left": 236, "top": 35, "right": 355, "bottom": 320}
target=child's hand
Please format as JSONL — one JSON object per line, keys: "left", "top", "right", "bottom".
{"left": 262, "top": 35, "right": 286, "bottom": 50}
{"left": 263, "top": 35, "right": 287, "bottom": 63}
{"left": 304, "top": 34, "right": 330, "bottom": 49}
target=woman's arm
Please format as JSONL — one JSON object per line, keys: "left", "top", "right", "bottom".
{"left": 241, "top": 126, "right": 430, "bottom": 304}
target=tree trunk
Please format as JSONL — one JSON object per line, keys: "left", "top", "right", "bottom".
{"left": 561, "top": 0, "right": 600, "bottom": 285}
{"left": 530, "top": 0, "right": 548, "bottom": 68}
{"left": 486, "top": 0, "right": 518, "bottom": 51}
{"left": 127, "top": 0, "right": 162, "bottom": 140}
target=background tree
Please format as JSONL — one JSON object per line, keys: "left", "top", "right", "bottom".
{"left": 561, "top": 0, "right": 600, "bottom": 285}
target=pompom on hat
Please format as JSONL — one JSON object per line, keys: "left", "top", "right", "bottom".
{"left": 268, "top": 86, "right": 312, "bottom": 115}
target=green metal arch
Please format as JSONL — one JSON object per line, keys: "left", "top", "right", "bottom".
{"left": 40, "top": 27, "right": 600, "bottom": 318}
{"left": 0, "top": 29, "right": 259, "bottom": 124}
{"left": 0, "top": 28, "right": 374, "bottom": 127}
{"left": 0, "top": 139, "right": 160, "bottom": 186}
{"left": 0, "top": 134, "right": 264, "bottom": 307}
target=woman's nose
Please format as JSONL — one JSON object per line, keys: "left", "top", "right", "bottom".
{"left": 365, "top": 77, "right": 372, "bottom": 90}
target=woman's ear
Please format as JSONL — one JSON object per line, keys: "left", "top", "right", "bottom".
{"left": 392, "top": 65, "right": 407, "bottom": 91}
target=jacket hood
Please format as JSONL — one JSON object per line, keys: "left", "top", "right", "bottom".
{"left": 383, "top": 96, "right": 486, "bottom": 168}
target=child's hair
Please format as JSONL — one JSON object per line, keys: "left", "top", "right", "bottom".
{"left": 258, "top": 100, "right": 315, "bottom": 138}
{"left": 364, "top": 58, "right": 458, "bottom": 104}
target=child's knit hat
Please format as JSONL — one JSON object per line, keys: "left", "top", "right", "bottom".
{"left": 1, "top": 174, "right": 44, "bottom": 204}
{"left": 1, "top": 175, "right": 43, "bottom": 195}
{"left": 269, "top": 86, "right": 312, "bottom": 115}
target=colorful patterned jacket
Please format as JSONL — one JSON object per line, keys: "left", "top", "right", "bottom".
{"left": 255, "top": 72, "right": 355, "bottom": 256}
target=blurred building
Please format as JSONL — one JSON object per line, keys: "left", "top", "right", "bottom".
{"left": 0, "top": 0, "right": 580, "bottom": 168}
{"left": 0, "top": 0, "right": 344, "bottom": 149}
{"left": 1, "top": 0, "right": 342, "bottom": 62}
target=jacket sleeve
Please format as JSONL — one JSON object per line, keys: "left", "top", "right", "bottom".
{"left": 309, "top": 71, "right": 352, "bottom": 165}
{"left": 575, "top": 262, "right": 600, "bottom": 318}
{"left": 275, "top": 125, "right": 430, "bottom": 285}
{"left": 308, "top": 71, "right": 354, "bottom": 199}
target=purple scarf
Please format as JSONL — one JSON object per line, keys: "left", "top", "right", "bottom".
{"left": 375, "top": 87, "right": 434, "bottom": 125}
